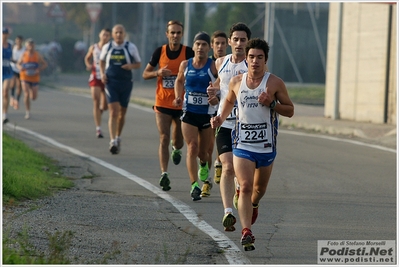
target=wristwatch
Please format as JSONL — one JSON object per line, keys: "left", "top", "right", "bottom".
{"left": 269, "top": 100, "right": 277, "bottom": 109}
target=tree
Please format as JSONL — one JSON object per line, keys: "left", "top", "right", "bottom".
{"left": 202, "top": 3, "right": 264, "bottom": 39}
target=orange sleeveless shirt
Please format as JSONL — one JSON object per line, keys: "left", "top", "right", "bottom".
{"left": 19, "top": 51, "right": 40, "bottom": 83}
{"left": 155, "top": 44, "right": 187, "bottom": 110}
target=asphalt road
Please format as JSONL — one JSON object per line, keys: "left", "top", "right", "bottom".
{"left": 3, "top": 86, "right": 396, "bottom": 265}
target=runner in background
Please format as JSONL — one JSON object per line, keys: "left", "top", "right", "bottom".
{"left": 209, "top": 30, "right": 228, "bottom": 185}
{"left": 17, "top": 38, "right": 48, "bottom": 120}
{"left": 100, "top": 24, "right": 141, "bottom": 155}
{"left": 84, "top": 28, "right": 111, "bottom": 138}
{"left": 10, "top": 35, "right": 25, "bottom": 110}
{"left": 2, "top": 27, "right": 14, "bottom": 124}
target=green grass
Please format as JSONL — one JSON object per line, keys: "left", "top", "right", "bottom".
{"left": 2, "top": 133, "right": 123, "bottom": 264}
{"left": 3, "top": 227, "right": 73, "bottom": 264}
{"left": 2, "top": 132, "right": 74, "bottom": 205}
{"left": 286, "top": 84, "right": 325, "bottom": 105}
{"left": 2, "top": 132, "right": 76, "bottom": 264}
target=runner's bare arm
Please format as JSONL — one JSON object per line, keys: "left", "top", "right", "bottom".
{"left": 258, "top": 74, "right": 294, "bottom": 118}
{"left": 38, "top": 54, "right": 48, "bottom": 71}
{"left": 173, "top": 60, "right": 188, "bottom": 107}
{"left": 122, "top": 62, "right": 141, "bottom": 71}
{"left": 84, "top": 45, "right": 94, "bottom": 71}
{"left": 142, "top": 63, "right": 158, "bottom": 80}
{"left": 211, "top": 74, "right": 240, "bottom": 129}
{"left": 100, "top": 60, "right": 107, "bottom": 84}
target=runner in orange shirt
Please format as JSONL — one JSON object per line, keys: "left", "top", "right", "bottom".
{"left": 17, "top": 38, "right": 47, "bottom": 119}
{"left": 142, "top": 20, "right": 194, "bottom": 191}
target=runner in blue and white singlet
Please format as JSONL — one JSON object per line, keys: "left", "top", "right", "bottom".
{"left": 182, "top": 57, "right": 217, "bottom": 115}
{"left": 101, "top": 40, "right": 140, "bottom": 83}
{"left": 174, "top": 31, "right": 218, "bottom": 201}
{"left": 99, "top": 24, "right": 142, "bottom": 155}
{"left": 2, "top": 38, "right": 13, "bottom": 81}
{"left": 3, "top": 27, "right": 14, "bottom": 124}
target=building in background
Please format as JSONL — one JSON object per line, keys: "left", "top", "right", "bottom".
{"left": 325, "top": 2, "right": 396, "bottom": 124}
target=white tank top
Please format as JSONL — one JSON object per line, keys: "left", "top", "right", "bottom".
{"left": 217, "top": 54, "right": 248, "bottom": 129}
{"left": 233, "top": 72, "right": 279, "bottom": 154}
{"left": 91, "top": 43, "right": 102, "bottom": 80}
{"left": 11, "top": 46, "right": 25, "bottom": 73}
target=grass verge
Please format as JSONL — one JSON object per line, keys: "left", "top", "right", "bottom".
{"left": 286, "top": 84, "right": 325, "bottom": 105}
{"left": 3, "top": 132, "right": 74, "bottom": 205}
{"left": 3, "top": 132, "right": 76, "bottom": 263}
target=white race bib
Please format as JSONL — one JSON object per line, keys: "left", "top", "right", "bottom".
{"left": 239, "top": 123, "right": 268, "bottom": 143}
{"left": 162, "top": 76, "right": 176, "bottom": 89}
{"left": 226, "top": 106, "right": 238, "bottom": 121}
{"left": 187, "top": 92, "right": 208, "bottom": 105}
{"left": 26, "top": 69, "right": 36, "bottom": 76}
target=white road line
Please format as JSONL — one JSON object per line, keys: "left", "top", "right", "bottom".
{"left": 5, "top": 124, "right": 251, "bottom": 265}
{"left": 279, "top": 129, "right": 396, "bottom": 154}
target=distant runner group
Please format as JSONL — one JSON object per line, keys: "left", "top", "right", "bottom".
{"left": 2, "top": 27, "right": 48, "bottom": 123}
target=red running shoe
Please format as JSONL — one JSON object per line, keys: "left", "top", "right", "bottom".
{"left": 241, "top": 228, "right": 255, "bottom": 251}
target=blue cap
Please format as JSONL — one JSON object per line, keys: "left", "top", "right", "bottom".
{"left": 3, "top": 27, "right": 9, "bottom": 34}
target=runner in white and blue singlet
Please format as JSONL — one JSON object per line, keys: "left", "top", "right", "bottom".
{"left": 211, "top": 38, "right": 294, "bottom": 251}
{"left": 206, "top": 22, "right": 252, "bottom": 233}
{"left": 232, "top": 72, "right": 278, "bottom": 156}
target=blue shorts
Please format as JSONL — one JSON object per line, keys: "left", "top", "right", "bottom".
{"left": 105, "top": 79, "right": 133, "bottom": 108}
{"left": 2, "top": 71, "right": 13, "bottom": 81}
{"left": 233, "top": 148, "right": 276, "bottom": 168}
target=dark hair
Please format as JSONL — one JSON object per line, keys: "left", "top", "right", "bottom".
{"left": 16, "top": 35, "right": 23, "bottom": 40}
{"left": 166, "top": 20, "right": 184, "bottom": 31}
{"left": 211, "top": 30, "right": 227, "bottom": 43}
{"left": 102, "top": 28, "right": 111, "bottom": 33}
{"left": 229, "top": 22, "right": 251, "bottom": 39}
{"left": 245, "top": 38, "right": 270, "bottom": 60}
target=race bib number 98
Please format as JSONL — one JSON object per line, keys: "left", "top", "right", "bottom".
{"left": 162, "top": 76, "right": 176, "bottom": 89}
{"left": 187, "top": 92, "right": 208, "bottom": 105}
{"left": 240, "top": 123, "right": 268, "bottom": 143}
